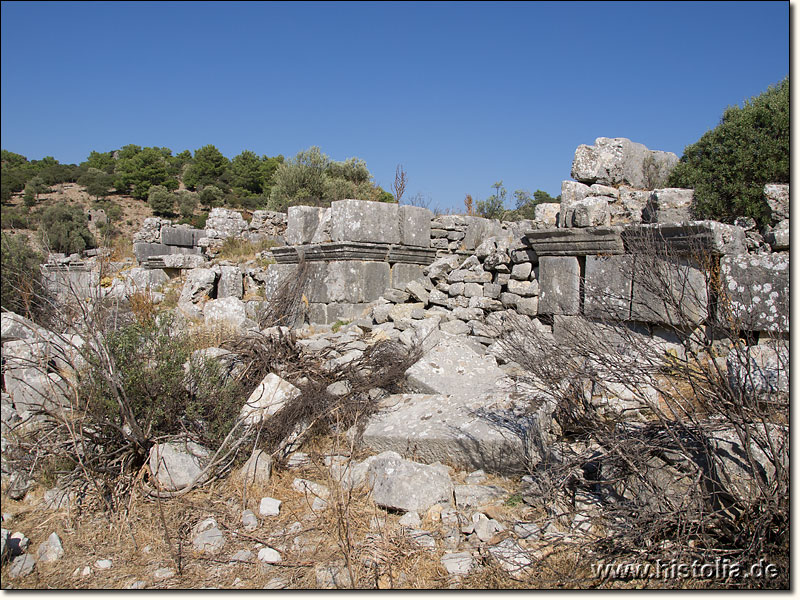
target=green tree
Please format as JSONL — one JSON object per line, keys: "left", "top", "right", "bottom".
{"left": 176, "top": 190, "right": 198, "bottom": 218}
{"left": 24, "top": 175, "right": 50, "bottom": 205}
{"left": 1, "top": 233, "right": 45, "bottom": 318}
{"left": 668, "top": 77, "right": 789, "bottom": 227}
{"left": 148, "top": 185, "right": 175, "bottom": 216}
{"left": 39, "top": 204, "right": 96, "bottom": 254}
{"left": 168, "top": 149, "right": 193, "bottom": 179}
{"left": 230, "top": 150, "right": 264, "bottom": 194}
{"left": 199, "top": 184, "right": 224, "bottom": 209}
{"left": 114, "top": 145, "right": 177, "bottom": 199}
{"left": 184, "top": 145, "right": 229, "bottom": 190}
{"left": 83, "top": 150, "right": 116, "bottom": 174}
{"left": 268, "top": 146, "right": 330, "bottom": 210}
{"left": 79, "top": 167, "right": 114, "bottom": 200}
{"left": 477, "top": 181, "right": 507, "bottom": 219}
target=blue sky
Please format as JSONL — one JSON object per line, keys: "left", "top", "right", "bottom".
{"left": 1, "top": 1, "right": 789, "bottom": 212}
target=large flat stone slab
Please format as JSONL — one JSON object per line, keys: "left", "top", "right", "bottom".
{"left": 361, "top": 392, "right": 529, "bottom": 473}
{"left": 523, "top": 227, "right": 623, "bottom": 256}
{"left": 622, "top": 221, "right": 746, "bottom": 256}
{"left": 538, "top": 256, "right": 580, "bottom": 316}
{"left": 271, "top": 242, "right": 436, "bottom": 265}
{"left": 305, "top": 261, "right": 390, "bottom": 304}
{"left": 405, "top": 338, "right": 508, "bottom": 397}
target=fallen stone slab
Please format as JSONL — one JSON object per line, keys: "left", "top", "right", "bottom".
{"left": 361, "top": 392, "right": 530, "bottom": 473}
{"left": 454, "top": 484, "right": 508, "bottom": 508}
{"left": 240, "top": 373, "right": 301, "bottom": 426}
{"left": 441, "top": 552, "right": 475, "bottom": 576}
{"left": 405, "top": 338, "right": 508, "bottom": 398}
{"left": 37, "top": 532, "right": 64, "bottom": 563}
{"left": 8, "top": 553, "right": 36, "bottom": 579}
{"left": 364, "top": 451, "right": 453, "bottom": 512}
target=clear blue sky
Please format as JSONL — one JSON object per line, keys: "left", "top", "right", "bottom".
{"left": 1, "top": 1, "right": 789, "bottom": 212}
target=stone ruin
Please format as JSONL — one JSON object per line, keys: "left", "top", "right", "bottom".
{"left": 8, "top": 137, "right": 790, "bottom": 476}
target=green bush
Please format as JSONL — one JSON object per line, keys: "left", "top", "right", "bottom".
{"left": 148, "top": 184, "right": 175, "bottom": 216}
{"left": 0, "top": 232, "right": 44, "bottom": 318}
{"left": 39, "top": 204, "right": 96, "bottom": 254}
{"left": 668, "top": 77, "right": 789, "bottom": 227}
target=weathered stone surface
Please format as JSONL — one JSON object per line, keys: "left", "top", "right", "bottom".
{"left": 205, "top": 208, "right": 247, "bottom": 238}
{"left": 720, "top": 254, "right": 789, "bottom": 333}
{"left": 217, "top": 266, "right": 243, "bottom": 299}
{"left": 454, "top": 484, "right": 507, "bottom": 508}
{"left": 203, "top": 297, "right": 255, "bottom": 330}
{"left": 463, "top": 217, "right": 502, "bottom": 251}
{"left": 8, "top": 553, "right": 36, "bottom": 578}
{"left": 559, "top": 181, "right": 592, "bottom": 228}
{"left": 133, "top": 242, "right": 172, "bottom": 263}
{"left": 424, "top": 254, "right": 462, "bottom": 280}
{"left": 239, "top": 449, "right": 272, "bottom": 487}
{"left": 765, "top": 219, "right": 789, "bottom": 251}
{"left": 488, "top": 538, "right": 532, "bottom": 574}
{"left": 524, "top": 227, "right": 623, "bottom": 256}
{"left": 160, "top": 226, "right": 205, "bottom": 247}
{"left": 1, "top": 311, "right": 50, "bottom": 343}
{"left": 37, "top": 532, "right": 64, "bottom": 563}
{"left": 623, "top": 221, "right": 746, "bottom": 257}
{"left": 506, "top": 279, "right": 538, "bottom": 297}
{"left": 406, "top": 280, "right": 430, "bottom": 304}
{"left": 764, "top": 183, "right": 790, "bottom": 223}
{"left": 361, "top": 392, "right": 528, "bottom": 473}
{"left": 192, "top": 520, "right": 225, "bottom": 554}
{"left": 441, "top": 552, "right": 475, "bottom": 576}
{"left": 570, "top": 196, "right": 610, "bottom": 228}
{"left": 510, "top": 262, "right": 532, "bottom": 281}
{"left": 158, "top": 254, "right": 206, "bottom": 269}
{"left": 331, "top": 199, "right": 400, "bottom": 244}
{"left": 240, "top": 373, "right": 301, "bottom": 425}
{"left": 178, "top": 268, "right": 216, "bottom": 305}
{"left": 406, "top": 338, "right": 507, "bottom": 397}
{"left": 399, "top": 205, "right": 432, "bottom": 247}
{"left": 306, "top": 261, "right": 390, "bottom": 304}
{"left": 259, "top": 497, "right": 282, "bottom": 517}
{"left": 310, "top": 208, "right": 332, "bottom": 243}
{"left": 149, "top": 440, "right": 210, "bottom": 491}
{"left": 538, "top": 256, "right": 580, "bottom": 316}
{"left": 584, "top": 255, "right": 633, "bottom": 320}
{"left": 286, "top": 206, "right": 326, "bottom": 245}
{"left": 643, "top": 188, "right": 694, "bottom": 224}
{"left": 616, "top": 187, "right": 650, "bottom": 224}
{"left": 630, "top": 258, "right": 708, "bottom": 326}
{"left": 726, "top": 343, "right": 789, "bottom": 397}
{"left": 362, "top": 451, "right": 453, "bottom": 512}
{"left": 534, "top": 203, "right": 560, "bottom": 228}
{"left": 391, "top": 263, "right": 425, "bottom": 290}
{"left": 571, "top": 137, "right": 678, "bottom": 189}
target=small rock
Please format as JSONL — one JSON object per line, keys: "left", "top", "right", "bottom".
{"left": 441, "top": 551, "right": 475, "bottom": 576}
{"left": 311, "top": 497, "right": 328, "bottom": 512}
{"left": 464, "top": 469, "right": 487, "bottom": 484}
{"left": 242, "top": 509, "right": 259, "bottom": 531}
{"left": 126, "top": 580, "right": 147, "bottom": 589}
{"left": 292, "top": 478, "right": 330, "bottom": 499}
{"left": 94, "top": 559, "right": 112, "bottom": 570}
{"left": 230, "top": 549, "right": 253, "bottom": 563}
{"left": 37, "top": 532, "right": 64, "bottom": 563}
{"left": 9, "top": 554, "right": 36, "bottom": 578}
{"left": 407, "top": 529, "right": 437, "bottom": 549}
{"left": 257, "top": 547, "right": 282, "bottom": 564}
{"left": 193, "top": 525, "right": 225, "bottom": 554}
{"left": 259, "top": 497, "right": 282, "bottom": 517}
{"left": 488, "top": 538, "right": 532, "bottom": 574}
{"left": 286, "top": 452, "right": 310, "bottom": 468}
{"left": 263, "top": 577, "right": 289, "bottom": 589}
{"left": 399, "top": 511, "right": 422, "bottom": 528}
{"left": 153, "top": 567, "right": 175, "bottom": 581}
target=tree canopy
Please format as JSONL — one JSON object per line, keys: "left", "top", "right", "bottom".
{"left": 668, "top": 77, "right": 789, "bottom": 227}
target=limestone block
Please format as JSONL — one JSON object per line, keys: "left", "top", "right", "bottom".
{"left": 240, "top": 373, "right": 301, "bottom": 426}
{"left": 406, "top": 338, "right": 507, "bottom": 398}
{"left": 217, "top": 266, "right": 243, "bottom": 299}
{"left": 534, "top": 203, "right": 560, "bottom": 228}
{"left": 159, "top": 253, "right": 206, "bottom": 269}
{"left": 424, "top": 254, "right": 461, "bottom": 280}
{"left": 178, "top": 268, "right": 217, "bottom": 305}
{"left": 765, "top": 219, "right": 789, "bottom": 251}
{"left": 361, "top": 392, "right": 529, "bottom": 473}
{"left": 615, "top": 187, "right": 650, "bottom": 224}
{"left": 307, "top": 261, "right": 390, "bottom": 304}
{"left": 483, "top": 283, "right": 502, "bottom": 299}
{"left": 720, "top": 254, "right": 789, "bottom": 333}
{"left": 326, "top": 303, "right": 372, "bottom": 324}
{"left": 506, "top": 279, "right": 538, "bottom": 297}
{"left": 310, "top": 208, "right": 332, "bottom": 243}
{"left": 571, "top": 196, "right": 611, "bottom": 228}
{"left": 463, "top": 283, "right": 483, "bottom": 298}
{"left": 584, "top": 255, "right": 633, "bottom": 320}
{"left": 149, "top": 440, "right": 210, "bottom": 491}
{"left": 524, "top": 227, "right": 624, "bottom": 257}
{"left": 205, "top": 208, "right": 247, "bottom": 238}
{"left": 643, "top": 188, "right": 694, "bottom": 224}
{"left": 764, "top": 183, "right": 789, "bottom": 223}
{"left": 364, "top": 452, "right": 453, "bottom": 512}
{"left": 515, "top": 297, "right": 538, "bottom": 316}
{"left": 391, "top": 263, "right": 425, "bottom": 290}
{"left": 463, "top": 217, "right": 502, "bottom": 251}
{"left": 161, "top": 227, "right": 205, "bottom": 247}
{"left": 630, "top": 258, "right": 708, "bottom": 326}
{"left": 286, "top": 206, "right": 326, "bottom": 245}
{"left": 203, "top": 297, "right": 254, "bottom": 330}
{"left": 133, "top": 242, "right": 172, "bottom": 263}
{"left": 399, "top": 205, "right": 432, "bottom": 247}
{"left": 331, "top": 199, "right": 400, "bottom": 244}
{"left": 510, "top": 262, "right": 532, "bottom": 280}
{"left": 538, "top": 256, "right": 580, "bottom": 316}
{"left": 727, "top": 344, "right": 789, "bottom": 397}
{"left": 571, "top": 137, "right": 678, "bottom": 189}
{"left": 406, "top": 280, "right": 430, "bottom": 305}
